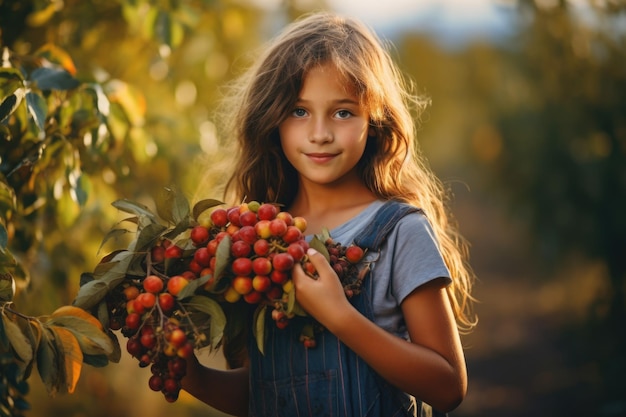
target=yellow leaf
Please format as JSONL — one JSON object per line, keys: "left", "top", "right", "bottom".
{"left": 34, "top": 43, "right": 77, "bottom": 75}
{"left": 253, "top": 305, "right": 266, "bottom": 355}
{"left": 50, "top": 326, "right": 83, "bottom": 394}
{"left": 50, "top": 305, "right": 103, "bottom": 331}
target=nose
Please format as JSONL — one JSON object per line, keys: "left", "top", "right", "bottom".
{"left": 309, "top": 117, "right": 333, "bottom": 143}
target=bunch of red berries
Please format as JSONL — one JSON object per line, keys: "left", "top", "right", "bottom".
{"left": 102, "top": 201, "right": 365, "bottom": 402}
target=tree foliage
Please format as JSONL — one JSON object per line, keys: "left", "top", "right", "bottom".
{"left": 479, "top": 1, "right": 626, "bottom": 311}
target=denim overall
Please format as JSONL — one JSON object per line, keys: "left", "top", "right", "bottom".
{"left": 248, "top": 201, "right": 448, "bottom": 417}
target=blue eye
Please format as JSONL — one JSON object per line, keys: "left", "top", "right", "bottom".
{"left": 336, "top": 110, "right": 352, "bottom": 119}
{"left": 292, "top": 108, "right": 307, "bottom": 117}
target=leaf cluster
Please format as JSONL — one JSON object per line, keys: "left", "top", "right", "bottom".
{"left": 73, "top": 188, "right": 229, "bottom": 352}
{"left": 0, "top": 42, "right": 153, "bottom": 415}
{"left": 0, "top": 303, "right": 116, "bottom": 406}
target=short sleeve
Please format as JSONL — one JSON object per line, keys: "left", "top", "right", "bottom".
{"left": 386, "top": 212, "right": 451, "bottom": 305}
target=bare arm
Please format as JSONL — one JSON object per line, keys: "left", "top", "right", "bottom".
{"left": 181, "top": 353, "right": 249, "bottom": 417}
{"left": 292, "top": 248, "right": 467, "bottom": 412}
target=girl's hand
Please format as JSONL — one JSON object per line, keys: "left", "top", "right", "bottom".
{"left": 291, "top": 248, "right": 353, "bottom": 328}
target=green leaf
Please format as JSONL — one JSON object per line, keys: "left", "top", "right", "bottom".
{"left": 176, "top": 273, "right": 211, "bottom": 300}
{"left": 172, "top": 189, "right": 191, "bottom": 224}
{"left": 72, "top": 173, "right": 90, "bottom": 207}
{"left": 155, "top": 186, "right": 191, "bottom": 224}
{"left": 253, "top": 305, "right": 267, "bottom": 355}
{"left": 89, "top": 251, "right": 133, "bottom": 286}
{"left": 192, "top": 199, "right": 224, "bottom": 221}
{"left": 14, "top": 318, "right": 41, "bottom": 381}
{"left": 105, "top": 329, "right": 121, "bottom": 363}
{"left": 47, "top": 316, "right": 114, "bottom": 357}
{"left": 309, "top": 235, "right": 330, "bottom": 261}
{"left": 37, "top": 327, "right": 62, "bottom": 396}
{"left": 0, "top": 179, "right": 17, "bottom": 216}
{"left": 30, "top": 67, "right": 79, "bottom": 91}
{"left": 184, "top": 296, "right": 226, "bottom": 348}
{"left": 111, "top": 199, "right": 159, "bottom": 224}
{"left": 25, "top": 91, "right": 47, "bottom": 135}
{"left": 0, "top": 277, "right": 13, "bottom": 301}
{"left": 85, "top": 83, "right": 110, "bottom": 117}
{"left": 213, "top": 235, "right": 231, "bottom": 284}
{"left": 0, "top": 88, "right": 26, "bottom": 124}
{"left": 0, "top": 251, "right": 28, "bottom": 284}
{"left": 0, "top": 224, "right": 8, "bottom": 252}
{"left": 96, "top": 300, "right": 109, "bottom": 331}
{"left": 286, "top": 284, "right": 296, "bottom": 315}
{"left": 82, "top": 354, "right": 109, "bottom": 367}
{"left": 0, "top": 67, "right": 25, "bottom": 83}
{"left": 134, "top": 222, "right": 167, "bottom": 253}
{"left": 154, "top": 10, "right": 185, "bottom": 48}
{"left": 1, "top": 311, "right": 33, "bottom": 365}
{"left": 72, "top": 280, "right": 110, "bottom": 311}
{"left": 162, "top": 216, "right": 192, "bottom": 241}
{"left": 97, "top": 228, "right": 131, "bottom": 254}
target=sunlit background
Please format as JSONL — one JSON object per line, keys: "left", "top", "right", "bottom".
{"left": 1, "top": 0, "right": 625, "bottom": 416}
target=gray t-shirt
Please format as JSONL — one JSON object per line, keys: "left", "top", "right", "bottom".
{"left": 312, "top": 200, "right": 451, "bottom": 340}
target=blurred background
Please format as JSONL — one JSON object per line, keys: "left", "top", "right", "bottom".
{"left": 1, "top": 0, "right": 624, "bottom": 416}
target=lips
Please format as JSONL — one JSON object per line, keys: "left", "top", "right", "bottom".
{"left": 305, "top": 152, "right": 338, "bottom": 164}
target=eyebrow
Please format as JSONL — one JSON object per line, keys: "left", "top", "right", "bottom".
{"left": 295, "top": 98, "right": 360, "bottom": 106}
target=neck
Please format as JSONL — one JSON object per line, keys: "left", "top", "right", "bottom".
{"left": 288, "top": 179, "right": 377, "bottom": 234}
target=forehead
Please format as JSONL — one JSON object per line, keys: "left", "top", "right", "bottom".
{"left": 300, "top": 63, "right": 359, "bottom": 100}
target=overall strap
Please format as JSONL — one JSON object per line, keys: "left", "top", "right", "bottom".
{"left": 353, "top": 200, "right": 422, "bottom": 250}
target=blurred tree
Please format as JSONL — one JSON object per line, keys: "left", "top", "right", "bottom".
{"left": 466, "top": 0, "right": 626, "bottom": 408}
{"left": 483, "top": 0, "right": 626, "bottom": 313}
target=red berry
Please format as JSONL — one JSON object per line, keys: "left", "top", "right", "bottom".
{"left": 272, "top": 252, "right": 295, "bottom": 271}
{"left": 252, "top": 275, "right": 271, "bottom": 292}
{"left": 282, "top": 226, "right": 303, "bottom": 244}
{"left": 151, "top": 246, "right": 165, "bottom": 263}
{"left": 125, "top": 312, "right": 142, "bottom": 329}
{"left": 232, "top": 257, "right": 253, "bottom": 276}
{"left": 193, "top": 247, "right": 211, "bottom": 267}
{"left": 231, "top": 240, "right": 251, "bottom": 258}
{"left": 210, "top": 208, "right": 228, "bottom": 227}
{"left": 190, "top": 225, "right": 210, "bottom": 246}
{"left": 163, "top": 378, "right": 180, "bottom": 394}
{"left": 238, "top": 225, "right": 257, "bottom": 244}
{"left": 141, "top": 332, "right": 156, "bottom": 349}
{"left": 257, "top": 203, "right": 278, "bottom": 221}
{"left": 168, "top": 357, "right": 187, "bottom": 376}
{"left": 345, "top": 245, "right": 365, "bottom": 263}
{"left": 269, "top": 218, "right": 288, "bottom": 237}
{"left": 149, "top": 375, "right": 164, "bottom": 391}
{"left": 239, "top": 210, "right": 258, "bottom": 227}
{"left": 226, "top": 207, "right": 241, "bottom": 227}
{"left": 243, "top": 290, "right": 263, "bottom": 304}
{"left": 164, "top": 245, "right": 183, "bottom": 259}
{"left": 252, "top": 257, "right": 272, "bottom": 276}
{"left": 253, "top": 239, "right": 270, "bottom": 256}
{"left": 143, "top": 275, "right": 164, "bottom": 293}
{"left": 168, "top": 328, "right": 187, "bottom": 348}
{"left": 287, "top": 242, "right": 305, "bottom": 261}
{"left": 159, "top": 292, "right": 175, "bottom": 312}
{"left": 270, "top": 269, "right": 289, "bottom": 285}
{"left": 126, "top": 337, "right": 144, "bottom": 357}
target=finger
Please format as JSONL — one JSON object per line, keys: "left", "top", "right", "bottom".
{"left": 305, "top": 248, "right": 334, "bottom": 276}
{"left": 291, "top": 261, "right": 306, "bottom": 282}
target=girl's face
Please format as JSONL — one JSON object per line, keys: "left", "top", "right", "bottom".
{"left": 278, "top": 63, "right": 372, "bottom": 188}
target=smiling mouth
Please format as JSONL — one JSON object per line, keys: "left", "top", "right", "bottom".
{"left": 305, "top": 153, "right": 337, "bottom": 163}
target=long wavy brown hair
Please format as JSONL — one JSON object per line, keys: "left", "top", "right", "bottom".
{"left": 208, "top": 12, "right": 476, "bottom": 348}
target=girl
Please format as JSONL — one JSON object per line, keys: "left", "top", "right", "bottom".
{"left": 183, "top": 11, "right": 476, "bottom": 417}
